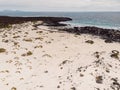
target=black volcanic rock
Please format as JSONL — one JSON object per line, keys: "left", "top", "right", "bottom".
{"left": 61, "top": 26, "right": 120, "bottom": 43}
{"left": 0, "top": 16, "right": 72, "bottom": 28}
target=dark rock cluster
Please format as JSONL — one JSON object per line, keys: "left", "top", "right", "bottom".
{"left": 0, "top": 16, "right": 72, "bottom": 28}
{"left": 1, "top": 16, "right": 120, "bottom": 43}
{"left": 62, "top": 26, "right": 120, "bottom": 43}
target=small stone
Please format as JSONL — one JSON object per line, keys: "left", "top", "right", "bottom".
{"left": 85, "top": 40, "right": 94, "bottom": 44}
{"left": 11, "top": 87, "right": 17, "bottom": 90}
{"left": 96, "top": 76, "right": 103, "bottom": 84}
{"left": 0, "top": 48, "right": 6, "bottom": 53}
{"left": 71, "top": 87, "right": 76, "bottom": 90}
{"left": 110, "top": 50, "right": 119, "bottom": 59}
{"left": 27, "top": 51, "right": 33, "bottom": 56}
{"left": 44, "top": 71, "right": 48, "bottom": 73}
{"left": 57, "top": 85, "right": 60, "bottom": 88}
{"left": 80, "top": 73, "right": 84, "bottom": 77}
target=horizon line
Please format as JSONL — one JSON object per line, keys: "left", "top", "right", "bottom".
{"left": 0, "top": 10, "right": 120, "bottom": 12}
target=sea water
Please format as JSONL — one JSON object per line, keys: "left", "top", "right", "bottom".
{"left": 0, "top": 12, "right": 120, "bottom": 29}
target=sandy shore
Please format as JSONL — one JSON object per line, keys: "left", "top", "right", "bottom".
{"left": 0, "top": 22, "right": 120, "bottom": 90}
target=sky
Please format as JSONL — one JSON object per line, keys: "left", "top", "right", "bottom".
{"left": 0, "top": 0, "right": 120, "bottom": 11}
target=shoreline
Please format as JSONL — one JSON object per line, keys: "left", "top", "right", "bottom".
{"left": 1, "top": 16, "right": 120, "bottom": 43}
{"left": 0, "top": 16, "right": 120, "bottom": 90}
{"left": 57, "top": 26, "right": 120, "bottom": 43}
{"left": 63, "top": 21, "right": 120, "bottom": 30}
{"left": 0, "top": 16, "right": 72, "bottom": 28}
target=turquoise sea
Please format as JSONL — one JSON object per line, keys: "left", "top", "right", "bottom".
{"left": 0, "top": 11, "right": 120, "bottom": 29}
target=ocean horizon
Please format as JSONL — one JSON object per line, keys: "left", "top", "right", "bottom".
{"left": 0, "top": 11, "right": 120, "bottom": 29}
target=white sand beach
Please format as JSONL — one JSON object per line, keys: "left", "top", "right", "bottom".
{"left": 0, "top": 22, "right": 120, "bottom": 90}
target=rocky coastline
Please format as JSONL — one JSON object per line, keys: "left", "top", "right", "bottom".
{"left": 0, "top": 16, "right": 72, "bottom": 28}
{"left": 59, "top": 26, "right": 120, "bottom": 43}
{"left": 0, "top": 16, "right": 120, "bottom": 43}
{"left": 0, "top": 16, "right": 120, "bottom": 90}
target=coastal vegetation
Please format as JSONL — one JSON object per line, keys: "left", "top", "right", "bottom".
{"left": 0, "top": 48, "right": 6, "bottom": 53}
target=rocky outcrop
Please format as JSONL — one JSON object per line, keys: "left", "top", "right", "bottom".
{"left": 61, "top": 26, "right": 120, "bottom": 43}
{"left": 0, "top": 16, "right": 72, "bottom": 28}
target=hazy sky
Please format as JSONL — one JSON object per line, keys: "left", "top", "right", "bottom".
{"left": 0, "top": 0, "right": 120, "bottom": 11}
